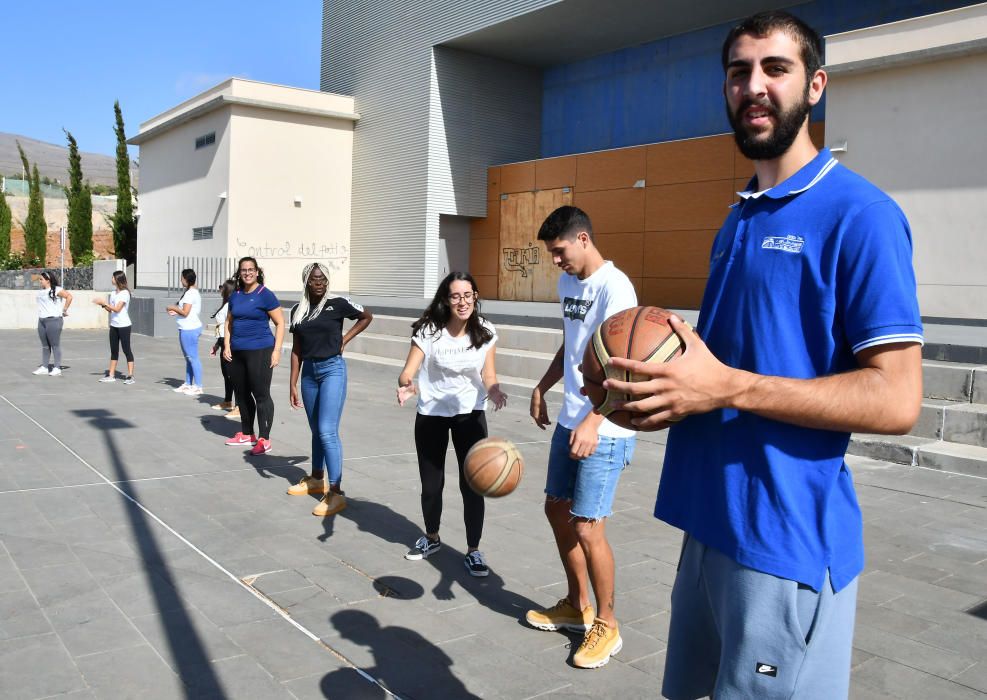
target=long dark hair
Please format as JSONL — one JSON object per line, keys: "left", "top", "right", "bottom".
{"left": 233, "top": 256, "right": 265, "bottom": 290}
{"left": 112, "top": 270, "right": 129, "bottom": 291}
{"left": 212, "top": 280, "right": 236, "bottom": 318}
{"left": 40, "top": 271, "right": 59, "bottom": 301}
{"left": 411, "top": 272, "right": 492, "bottom": 350}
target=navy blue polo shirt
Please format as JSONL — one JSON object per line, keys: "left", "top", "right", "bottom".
{"left": 229, "top": 285, "right": 281, "bottom": 351}
{"left": 656, "top": 149, "right": 923, "bottom": 592}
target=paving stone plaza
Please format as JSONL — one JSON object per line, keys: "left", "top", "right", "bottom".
{"left": 1, "top": 329, "right": 984, "bottom": 699}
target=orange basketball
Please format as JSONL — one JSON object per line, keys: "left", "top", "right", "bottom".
{"left": 582, "top": 306, "right": 688, "bottom": 431}
{"left": 464, "top": 438, "right": 524, "bottom": 498}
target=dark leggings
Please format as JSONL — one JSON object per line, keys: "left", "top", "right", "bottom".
{"left": 214, "top": 340, "right": 235, "bottom": 403}
{"left": 229, "top": 347, "right": 274, "bottom": 439}
{"left": 414, "top": 410, "right": 487, "bottom": 548}
{"left": 109, "top": 326, "right": 134, "bottom": 362}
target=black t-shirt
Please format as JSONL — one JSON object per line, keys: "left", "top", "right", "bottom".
{"left": 290, "top": 297, "right": 364, "bottom": 360}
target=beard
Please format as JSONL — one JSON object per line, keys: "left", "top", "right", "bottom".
{"left": 727, "top": 86, "right": 812, "bottom": 161}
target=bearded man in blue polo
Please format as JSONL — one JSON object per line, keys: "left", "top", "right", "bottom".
{"left": 606, "top": 10, "right": 923, "bottom": 700}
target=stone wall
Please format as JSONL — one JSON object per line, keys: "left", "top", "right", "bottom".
{"left": 0, "top": 266, "right": 93, "bottom": 290}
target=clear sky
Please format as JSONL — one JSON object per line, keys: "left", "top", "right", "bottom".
{"left": 1, "top": 0, "right": 323, "bottom": 157}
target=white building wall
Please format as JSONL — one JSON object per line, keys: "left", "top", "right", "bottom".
{"left": 136, "top": 111, "right": 232, "bottom": 289}
{"left": 321, "top": 0, "right": 554, "bottom": 297}
{"left": 825, "top": 5, "right": 987, "bottom": 321}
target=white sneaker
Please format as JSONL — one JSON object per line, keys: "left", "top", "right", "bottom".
{"left": 48, "top": 367, "right": 62, "bottom": 376}
{"left": 185, "top": 386, "right": 203, "bottom": 396}
{"left": 173, "top": 384, "right": 190, "bottom": 393}
{"left": 32, "top": 366, "right": 49, "bottom": 375}
{"left": 98, "top": 375, "right": 116, "bottom": 383}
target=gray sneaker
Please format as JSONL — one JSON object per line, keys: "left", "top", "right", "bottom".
{"left": 98, "top": 375, "right": 116, "bottom": 383}
{"left": 405, "top": 536, "right": 440, "bottom": 560}
{"left": 123, "top": 376, "right": 136, "bottom": 385}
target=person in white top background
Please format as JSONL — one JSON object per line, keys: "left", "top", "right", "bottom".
{"left": 166, "top": 268, "right": 204, "bottom": 396}
{"left": 33, "top": 271, "right": 73, "bottom": 377}
{"left": 209, "top": 280, "right": 239, "bottom": 417}
{"left": 397, "top": 272, "right": 508, "bottom": 577}
{"left": 93, "top": 270, "right": 135, "bottom": 384}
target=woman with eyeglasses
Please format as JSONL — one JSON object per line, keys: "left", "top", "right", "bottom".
{"left": 33, "top": 271, "right": 73, "bottom": 376}
{"left": 93, "top": 270, "right": 135, "bottom": 384}
{"left": 286, "top": 263, "right": 373, "bottom": 517}
{"left": 222, "top": 256, "right": 285, "bottom": 455}
{"left": 396, "top": 271, "right": 508, "bottom": 577}
{"left": 166, "top": 268, "right": 204, "bottom": 396}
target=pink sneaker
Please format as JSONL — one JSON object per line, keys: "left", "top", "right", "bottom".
{"left": 249, "top": 438, "right": 272, "bottom": 455}
{"left": 225, "top": 432, "right": 256, "bottom": 446}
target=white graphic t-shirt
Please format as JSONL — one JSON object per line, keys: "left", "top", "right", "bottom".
{"left": 176, "top": 287, "right": 202, "bottom": 331}
{"left": 558, "top": 261, "right": 637, "bottom": 437}
{"left": 413, "top": 319, "right": 497, "bottom": 417}
{"left": 109, "top": 289, "right": 132, "bottom": 328}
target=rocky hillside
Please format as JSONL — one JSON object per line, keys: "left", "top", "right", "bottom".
{"left": 0, "top": 132, "right": 138, "bottom": 189}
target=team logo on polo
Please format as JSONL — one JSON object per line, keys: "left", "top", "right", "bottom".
{"left": 761, "top": 234, "right": 805, "bottom": 254}
{"left": 563, "top": 297, "right": 593, "bottom": 321}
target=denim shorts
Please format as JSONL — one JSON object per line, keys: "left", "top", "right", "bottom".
{"left": 544, "top": 423, "right": 635, "bottom": 520}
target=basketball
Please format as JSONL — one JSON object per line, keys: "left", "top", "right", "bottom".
{"left": 582, "top": 306, "right": 689, "bottom": 430}
{"left": 464, "top": 438, "right": 524, "bottom": 498}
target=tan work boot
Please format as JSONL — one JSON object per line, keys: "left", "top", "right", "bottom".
{"left": 312, "top": 490, "right": 346, "bottom": 517}
{"left": 525, "top": 598, "right": 594, "bottom": 632}
{"left": 573, "top": 617, "right": 622, "bottom": 669}
{"left": 287, "top": 475, "right": 327, "bottom": 496}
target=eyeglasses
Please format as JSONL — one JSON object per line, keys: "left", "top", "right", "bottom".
{"left": 239, "top": 269, "right": 257, "bottom": 276}
{"left": 448, "top": 292, "right": 476, "bottom": 304}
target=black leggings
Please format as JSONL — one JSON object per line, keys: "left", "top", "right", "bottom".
{"left": 229, "top": 347, "right": 274, "bottom": 439}
{"left": 414, "top": 411, "right": 487, "bottom": 548}
{"left": 214, "top": 340, "right": 235, "bottom": 403}
{"left": 109, "top": 326, "right": 134, "bottom": 362}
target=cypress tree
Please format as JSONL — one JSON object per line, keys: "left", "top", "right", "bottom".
{"left": 64, "top": 130, "right": 94, "bottom": 263}
{"left": 0, "top": 188, "right": 11, "bottom": 261}
{"left": 17, "top": 142, "right": 46, "bottom": 265}
{"left": 110, "top": 101, "right": 137, "bottom": 265}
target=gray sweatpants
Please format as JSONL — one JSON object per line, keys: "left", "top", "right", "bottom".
{"left": 38, "top": 316, "right": 64, "bottom": 368}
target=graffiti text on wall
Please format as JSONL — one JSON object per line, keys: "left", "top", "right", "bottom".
{"left": 503, "top": 245, "right": 540, "bottom": 278}
{"left": 235, "top": 239, "right": 349, "bottom": 268}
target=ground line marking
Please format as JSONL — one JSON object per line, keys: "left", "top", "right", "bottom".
{"left": 0, "top": 394, "right": 403, "bottom": 699}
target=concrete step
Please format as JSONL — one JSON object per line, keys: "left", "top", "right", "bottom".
{"left": 848, "top": 433, "right": 936, "bottom": 466}
{"left": 941, "top": 402, "right": 987, "bottom": 448}
{"left": 916, "top": 440, "right": 987, "bottom": 478}
{"left": 343, "top": 332, "right": 556, "bottom": 382}
{"left": 922, "top": 360, "right": 978, "bottom": 401}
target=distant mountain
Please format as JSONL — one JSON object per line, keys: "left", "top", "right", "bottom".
{"left": 0, "top": 132, "right": 138, "bottom": 189}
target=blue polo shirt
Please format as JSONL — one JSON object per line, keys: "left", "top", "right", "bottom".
{"left": 656, "top": 149, "right": 923, "bottom": 592}
{"left": 228, "top": 285, "right": 281, "bottom": 351}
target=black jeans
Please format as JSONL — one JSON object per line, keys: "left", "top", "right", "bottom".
{"left": 414, "top": 410, "right": 487, "bottom": 548}
{"left": 213, "top": 339, "right": 235, "bottom": 403}
{"left": 109, "top": 326, "right": 134, "bottom": 362}
{"left": 229, "top": 347, "right": 274, "bottom": 439}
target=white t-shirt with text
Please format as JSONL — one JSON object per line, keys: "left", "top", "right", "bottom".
{"left": 413, "top": 319, "right": 497, "bottom": 417}
{"left": 558, "top": 261, "right": 637, "bottom": 437}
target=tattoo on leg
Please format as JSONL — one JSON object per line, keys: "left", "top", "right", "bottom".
{"left": 608, "top": 596, "right": 614, "bottom": 611}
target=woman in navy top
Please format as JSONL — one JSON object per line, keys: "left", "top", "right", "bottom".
{"left": 287, "top": 262, "right": 373, "bottom": 517}
{"left": 222, "top": 256, "right": 286, "bottom": 455}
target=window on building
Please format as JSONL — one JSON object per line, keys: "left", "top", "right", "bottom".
{"left": 195, "top": 132, "right": 216, "bottom": 149}
{"left": 193, "top": 226, "right": 214, "bottom": 240}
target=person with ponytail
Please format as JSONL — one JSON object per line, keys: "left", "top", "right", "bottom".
{"left": 396, "top": 272, "right": 507, "bottom": 577}
{"left": 210, "top": 280, "right": 238, "bottom": 418}
{"left": 34, "top": 271, "right": 73, "bottom": 376}
{"left": 287, "top": 262, "right": 373, "bottom": 516}
{"left": 166, "top": 268, "right": 204, "bottom": 396}
{"left": 222, "top": 256, "right": 285, "bottom": 455}
{"left": 93, "top": 270, "right": 135, "bottom": 384}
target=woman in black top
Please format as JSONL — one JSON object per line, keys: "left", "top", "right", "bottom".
{"left": 288, "top": 262, "right": 373, "bottom": 517}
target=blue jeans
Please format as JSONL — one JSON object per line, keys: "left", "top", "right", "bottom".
{"left": 300, "top": 356, "right": 347, "bottom": 485}
{"left": 545, "top": 423, "right": 635, "bottom": 520}
{"left": 179, "top": 328, "right": 203, "bottom": 386}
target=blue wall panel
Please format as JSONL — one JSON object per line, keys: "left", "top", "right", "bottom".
{"left": 541, "top": 0, "right": 977, "bottom": 157}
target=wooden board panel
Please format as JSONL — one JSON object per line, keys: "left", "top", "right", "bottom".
{"left": 473, "top": 275, "right": 498, "bottom": 301}
{"left": 575, "top": 146, "right": 646, "bottom": 192}
{"left": 642, "top": 230, "right": 717, "bottom": 279}
{"left": 647, "top": 134, "right": 735, "bottom": 186}
{"left": 469, "top": 237, "right": 500, "bottom": 277}
{"left": 500, "top": 162, "right": 536, "bottom": 194}
{"left": 573, "top": 188, "right": 645, "bottom": 234}
{"left": 641, "top": 277, "right": 708, "bottom": 309}
{"left": 536, "top": 156, "right": 577, "bottom": 190}
{"left": 531, "top": 188, "right": 571, "bottom": 302}
{"left": 498, "top": 192, "right": 535, "bottom": 301}
{"left": 595, "top": 232, "right": 644, "bottom": 279}
{"left": 487, "top": 166, "right": 502, "bottom": 202}
{"left": 470, "top": 204, "right": 499, "bottom": 240}
{"left": 645, "top": 180, "right": 735, "bottom": 231}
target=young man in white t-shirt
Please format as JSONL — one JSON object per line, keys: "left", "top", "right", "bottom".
{"left": 525, "top": 206, "right": 638, "bottom": 669}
